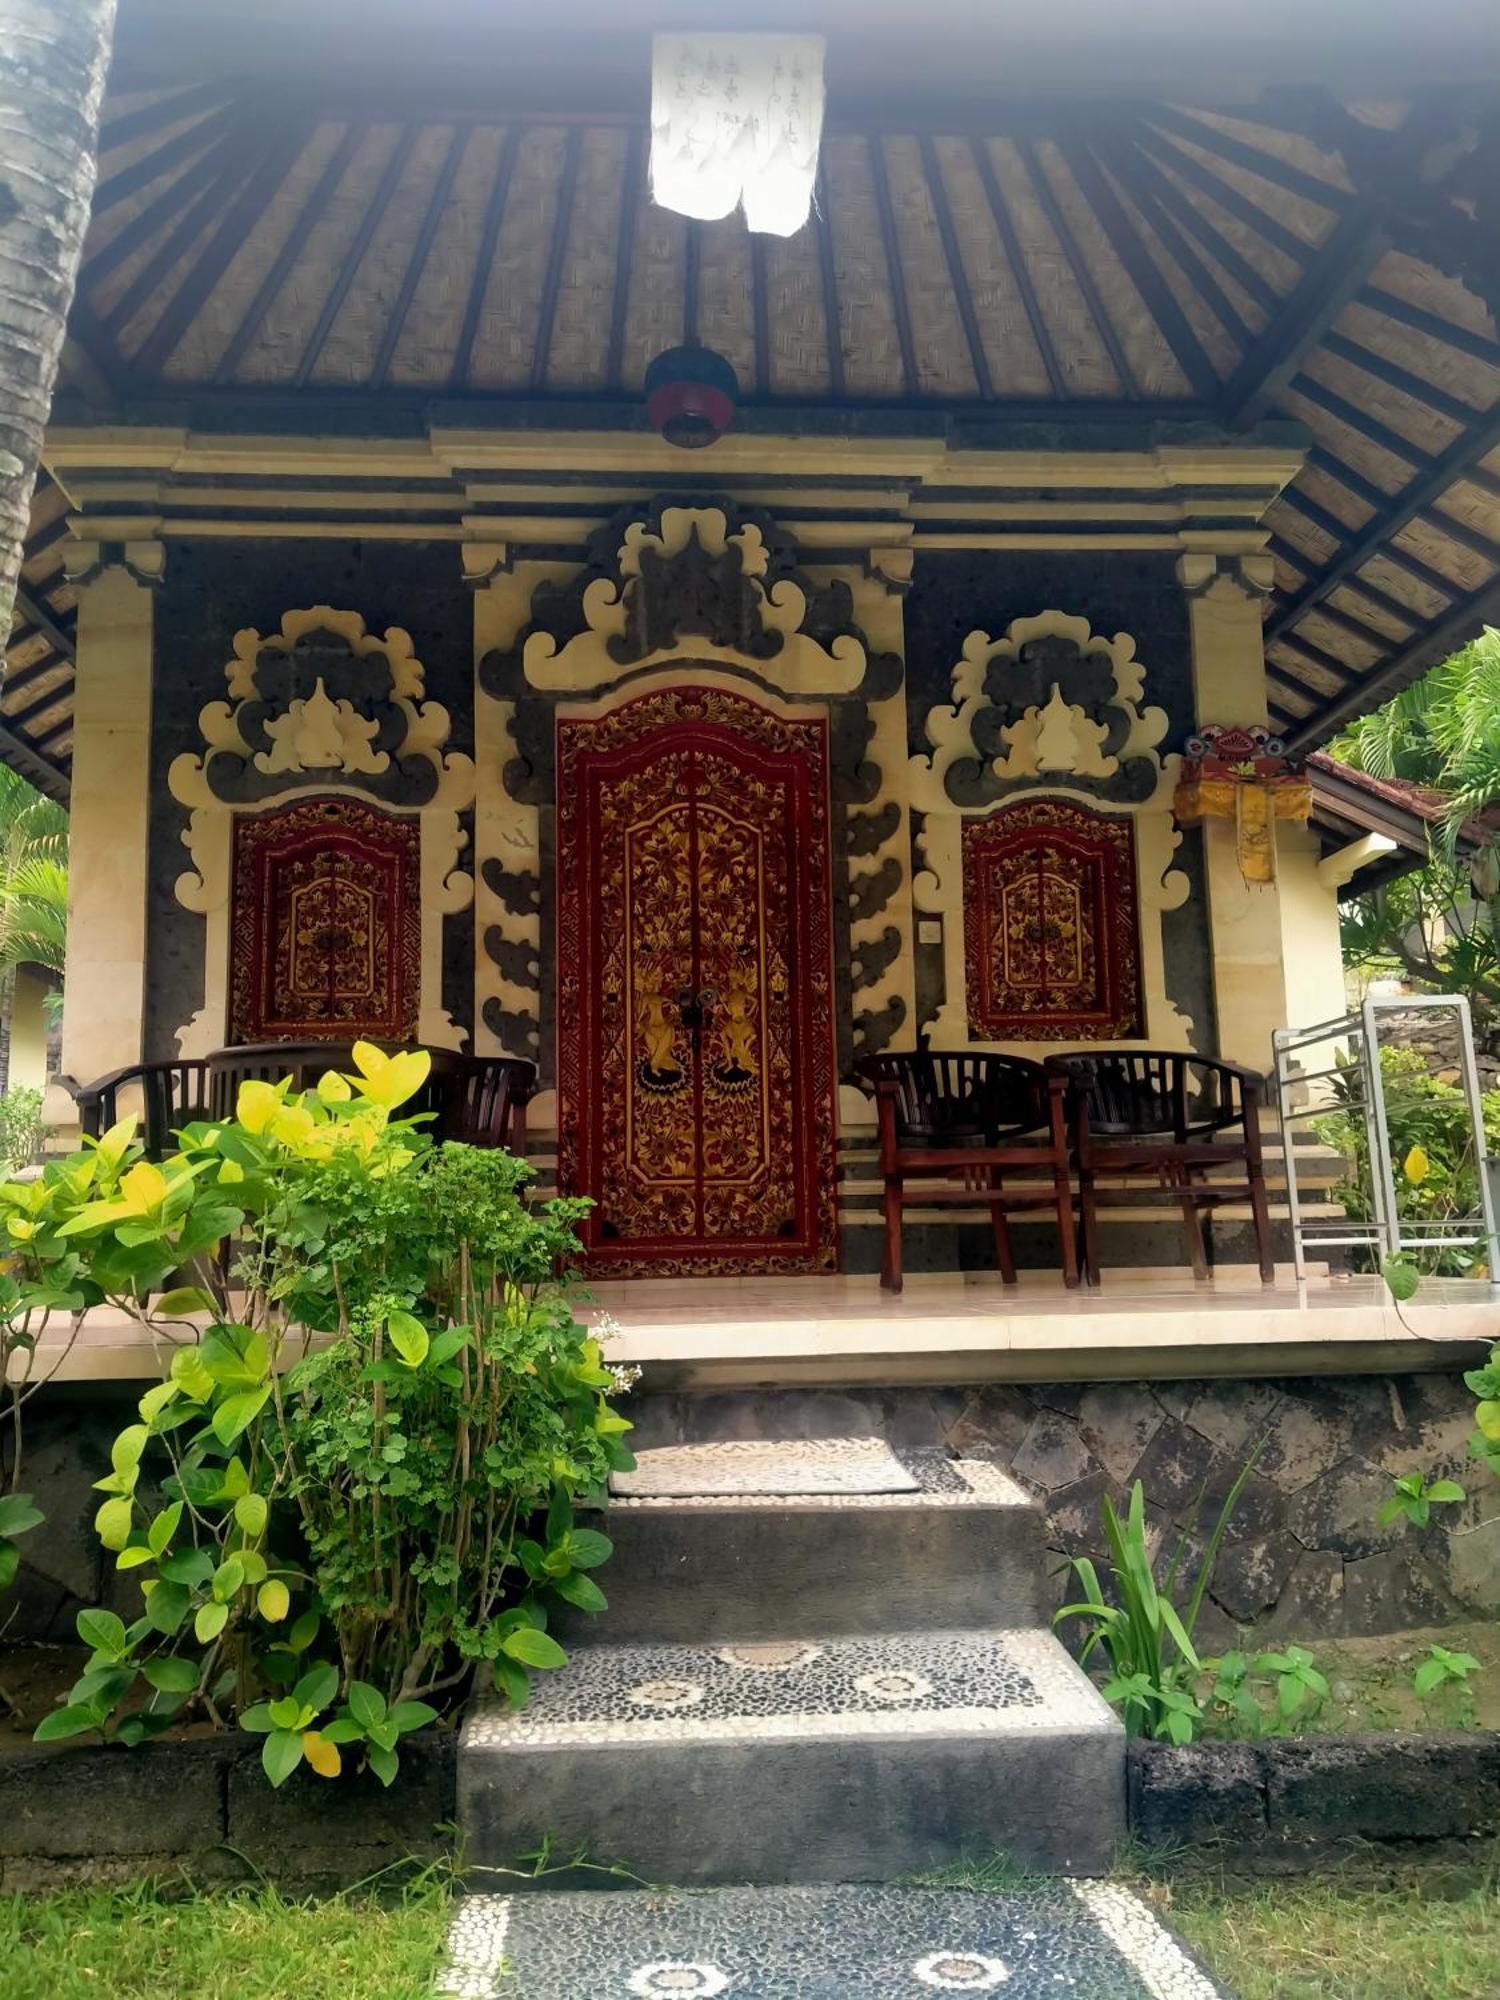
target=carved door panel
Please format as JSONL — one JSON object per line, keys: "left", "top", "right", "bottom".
{"left": 229, "top": 796, "right": 421, "bottom": 1043}
{"left": 557, "top": 689, "right": 838, "bottom": 1274}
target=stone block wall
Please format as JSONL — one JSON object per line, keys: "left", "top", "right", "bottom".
{"left": 627, "top": 1372, "right": 1500, "bottom": 1644}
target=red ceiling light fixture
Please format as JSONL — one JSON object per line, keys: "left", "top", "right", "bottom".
{"left": 644, "top": 344, "right": 739, "bottom": 449}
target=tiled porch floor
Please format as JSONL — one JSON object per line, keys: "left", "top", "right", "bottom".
{"left": 15, "top": 1268, "right": 1492, "bottom": 1389}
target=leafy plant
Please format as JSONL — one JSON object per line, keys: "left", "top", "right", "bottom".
{"left": 0, "top": 1086, "right": 44, "bottom": 1173}
{"left": 1203, "top": 1646, "right": 1329, "bottom": 1739}
{"left": 1463, "top": 1341, "right": 1500, "bottom": 1482}
{"left": 1378, "top": 1471, "right": 1468, "bottom": 1529}
{"left": 0, "top": 1489, "right": 43, "bottom": 1595}
{"left": 15, "top": 1042, "right": 633, "bottom": 1786}
{"left": 1254, "top": 1646, "right": 1330, "bottom": 1732}
{"left": 1413, "top": 1643, "right": 1482, "bottom": 1700}
{"left": 1054, "top": 1457, "right": 1260, "bottom": 1743}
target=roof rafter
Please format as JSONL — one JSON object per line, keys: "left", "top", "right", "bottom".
{"left": 1221, "top": 204, "right": 1388, "bottom": 425}
{"left": 1268, "top": 402, "right": 1500, "bottom": 645}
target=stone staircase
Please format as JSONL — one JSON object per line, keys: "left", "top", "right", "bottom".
{"left": 459, "top": 1437, "right": 1124, "bottom": 1886}
{"left": 446, "top": 1426, "right": 1235, "bottom": 1995}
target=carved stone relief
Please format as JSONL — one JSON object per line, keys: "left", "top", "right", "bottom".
{"left": 910, "top": 610, "right": 1191, "bottom": 1053}
{"left": 168, "top": 607, "right": 475, "bottom": 1056}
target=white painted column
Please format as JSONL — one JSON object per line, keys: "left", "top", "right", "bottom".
{"left": 57, "top": 536, "right": 163, "bottom": 1093}
{"left": 1176, "top": 550, "right": 1293, "bottom": 1072}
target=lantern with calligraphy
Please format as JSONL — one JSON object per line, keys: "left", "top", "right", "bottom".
{"left": 1173, "top": 724, "right": 1312, "bottom": 884}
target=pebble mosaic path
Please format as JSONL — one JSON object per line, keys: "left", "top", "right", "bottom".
{"left": 435, "top": 1883, "right": 1232, "bottom": 1998}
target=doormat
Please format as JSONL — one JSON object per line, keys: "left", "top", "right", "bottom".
{"left": 610, "top": 1437, "right": 920, "bottom": 1498}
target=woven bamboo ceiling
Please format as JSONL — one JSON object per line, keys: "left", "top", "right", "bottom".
{"left": 8, "top": 71, "right": 1500, "bottom": 803}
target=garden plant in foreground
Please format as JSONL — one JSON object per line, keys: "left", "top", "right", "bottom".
{"left": 0, "top": 1043, "right": 632, "bottom": 1786}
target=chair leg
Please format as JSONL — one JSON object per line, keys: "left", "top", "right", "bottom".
{"left": 988, "top": 1170, "right": 1018, "bottom": 1285}
{"left": 1055, "top": 1171, "right": 1081, "bottom": 1290}
{"left": 1079, "top": 1171, "right": 1102, "bottom": 1287}
{"left": 881, "top": 1177, "right": 904, "bottom": 1293}
{"left": 1174, "top": 1169, "right": 1211, "bottom": 1281}
{"left": 1248, "top": 1161, "right": 1276, "bottom": 1285}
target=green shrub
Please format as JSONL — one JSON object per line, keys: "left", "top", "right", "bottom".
{"left": 5, "top": 1043, "right": 632, "bottom": 1786}
{"left": 0, "top": 1086, "right": 45, "bottom": 1174}
{"left": 1314, "top": 1045, "right": 1500, "bottom": 1278}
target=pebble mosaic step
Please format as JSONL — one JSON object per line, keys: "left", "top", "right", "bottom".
{"left": 576, "top": 1447, "right": 1044, "bottom": 1643}
{"left": 437, "top": 1882, "right": 1230, "bottom": 1998}
{"left": 461, "top": 1628, "right": 1123, "bottom": 1881}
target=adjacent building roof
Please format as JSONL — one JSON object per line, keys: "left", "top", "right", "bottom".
{"left": 8, "top": 67, "right": 1500, "bottom": 803}
{"left": 1305, "top": 750, "right": 1486, "bottom": 895}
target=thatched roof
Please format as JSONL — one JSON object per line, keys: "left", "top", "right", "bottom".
{"left": 8, "top": 73, "right": 1500, "bottom": 801}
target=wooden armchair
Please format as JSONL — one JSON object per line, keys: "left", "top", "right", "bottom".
{"left": 857, "top": 1051, "right": 1079, "bottom": 1294}
{"left": 1044, "top": 1050, "right": 1274, "bottom": 1286}
{"left": 68, "top": 1045, "right": 536, "bottom": 1161}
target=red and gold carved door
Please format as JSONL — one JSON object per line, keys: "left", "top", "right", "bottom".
{"left": 229, "top": 796, "right": 421, "bottom": 1043}
{"left": 557, "top": 688, "right": 839, "bottom": 1274}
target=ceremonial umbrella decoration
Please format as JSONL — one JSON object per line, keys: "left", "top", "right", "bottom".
{"left": 650, "top": 32, "right": 826, "bottom": 236}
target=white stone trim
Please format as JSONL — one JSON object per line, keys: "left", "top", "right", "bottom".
{"left": 436, "top": 1895, "right": 511, "bottom": 1999}
{"left": 1070, "top": 1882, "right": 1223, "bottom": 2000}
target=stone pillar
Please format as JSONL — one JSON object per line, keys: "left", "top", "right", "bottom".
{"left": 1176, "top": 550, "right": 1291, "bottom": 1072}
{"left": 56, "top": 536, "right": 162, "bottom": 1094}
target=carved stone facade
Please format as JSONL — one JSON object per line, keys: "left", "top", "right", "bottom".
{"left": 167, "top": 608, "right": 475, "bottom": 1055}
{"left": 910, "top": 611, "right": 1192, "bottom": 1055}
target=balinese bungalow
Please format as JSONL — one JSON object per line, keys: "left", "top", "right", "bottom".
{"left": 10, "top": 0, "right": 1500, "bottom": 1379}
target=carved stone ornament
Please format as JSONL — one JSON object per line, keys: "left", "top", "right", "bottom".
{"left": 170, "top": 607, "right": 472, "bottom": 809}
{"left": 480, "top": 500, "right": 902, "bottom": 704}
{"left": 167, "top": 607, "right": 475, "bottom": 1057}
{"left": 909, "top": 610, "right": 1171, "bottom": 814}
{"left": 908, "top": 610, "right": 1190, "bottom": 1053}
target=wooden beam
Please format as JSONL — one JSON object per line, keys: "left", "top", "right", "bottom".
{"left": 1014, "top": 135, "right": 1138, "bottom": 397}
{"left": 1060, "top": 140, "right": 1222, "bottom": 402}
{"left": 377, "top": 126, "right": 471, "bottom": 390}
{"left": 10, "top": 588, "right": 74, "bottom": 664}
{"left": 529, "top": 125, "right": 583, "bottom": 393}
{"left": 1320, "top": 329, "right": 1484, "bottom": 432}
{"left": 1221, "top": 207, "right": 1389, "bottom": 426}
{"left": 452, "top": 123, "right": 521, "bottom": 394}
{"left": 919, "top": 135, "right": 993, "bottom": 399}
{"left": 1133, "top": 129, "right": 1311, "bottom": 265}
{"left": 1099, "top": 134, "right": 1253, "bottom": 350}
{"left": 1113, "top": 133, "right": 1280, "bottom": 316}
{"left": 1143, "top": 104, "right": 1353, "bottom": 215}
{"left": 135, "top": 124, "right": 307, "bottom": 377}
{"left": 967, "top": 135, "right": 1066, "bottom": 398}
{"left": 1359, "top": 284, "right": 1500, "bottom": 370}
{"left": 216, "top": 121, "right": 366, "bottom": 386}
{"left": 867, "top": 135, "right": 919, "bottom": 397}
{"left": 1285, "top": 572, "right": 1500, "bottom": 751}
{"left": 812, "top": 166, "right": 845, "bottom": 401}
{"left": 0, "top": 722, "right": 70, "bottom": 803}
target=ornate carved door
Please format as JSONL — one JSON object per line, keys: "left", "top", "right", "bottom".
{"left": 229, "top": 796, "right": 421, "bottom": 1043}
{"left": 557, "top": 688, "right": 838, "bottom": 1274}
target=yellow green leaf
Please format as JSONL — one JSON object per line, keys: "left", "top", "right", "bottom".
{"left": 317, "top": 1070, "right": 352, "bottom": 1104}
{"left": 235, "top": 1079, "right": 283, "bottom": 1135}
{"left": 94, "top": 1496, "right": 133, "bottom": 1550}
{"left": 120, "top": 1161, "right": 168, "bottom": 1215}
{"left": 1476, "top": 1399, "right": 1500, "bottom": 1440}
{"left": 270, "top": 1103, "right": 316, "bottom": 1149}
{"left": 1404, "top": 1144, "right": 1430, "bottom": 1184}
{"left": 234, "top": 1492, "right": 268, "bottom": 1539}
{"left": 301, "top": 1729, "right": 342, "bottom": 1778}
{"left": 258, "top": 1578, "right": 290, "bottom": 1623}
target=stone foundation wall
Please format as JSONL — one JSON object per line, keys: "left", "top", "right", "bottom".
{"left": 8, "top": 1373, "right": 1498, "bottom": 1649}
{"left": 627, "top": 1374, "right": 1500, "bottom": 1645}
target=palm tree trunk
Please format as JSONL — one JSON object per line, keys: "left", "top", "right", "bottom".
{"left": 0, "top": 962, "right": 15, "bottom": 1097}
{"left": 0, "top": 0, "right": 116, "bottom": 656}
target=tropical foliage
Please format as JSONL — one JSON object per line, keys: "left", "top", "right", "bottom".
{"left": 1053, "top": 1461, "right": 1259, "bottom": 1743}
{"left": 6, "top": 1043, "right": 630, "bottom": 1786}
{"left": 1334, "top": 628, "right": 1500, "bottom": 1040}
{"left": 0, "top": 765, "right": 67, "bottom": 1094}
{"left": 1312, "top": 1045, "right": 1500, "bottom": 1279}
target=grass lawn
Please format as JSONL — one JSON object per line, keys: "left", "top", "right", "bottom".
{"left": 1150, "top": 1869, "right": 1500, "bottom": 2000}
{"left": 0, "top": 1870, "right": 454, "bottom": 2000}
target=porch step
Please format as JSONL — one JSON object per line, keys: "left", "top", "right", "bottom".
{"left": 440, "top": 1883, "right": 1229, "bottom": 1997}
{"left": 571, "top": 1446, "right": 1044, "bottom": 1644}
{"left": 459, "top": 1626, "right": 1123, "bottom": 1884}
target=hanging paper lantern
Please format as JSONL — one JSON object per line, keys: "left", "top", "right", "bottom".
{"left": 644, "top": 345, "right": 740, "bottom": 450}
